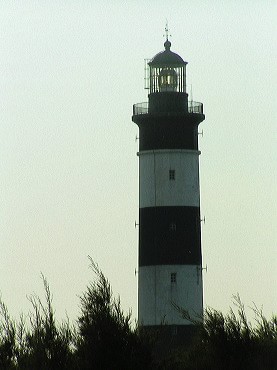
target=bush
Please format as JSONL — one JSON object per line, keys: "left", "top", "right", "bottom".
{"left": 168, "top": 294, "right": 277, "bottom": 370}
{"left": 0, "top": 262, "right": 275, "bottom": 370}
{"left": 0, "top": 275, "right": 75, "bottom": 370}
{"left": 75, "top": 257, "right": 153, "bottom": 369}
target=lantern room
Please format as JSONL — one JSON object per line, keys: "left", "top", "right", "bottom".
{"left": 144, "top": 39, "right": 189, "bottom": 114}
{"left": 148, "top": 39, "right": 187, "bottom": 94}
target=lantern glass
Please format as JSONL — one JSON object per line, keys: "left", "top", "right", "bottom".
{"left": 159, "top": 68, "right": 178, "bottom": 92}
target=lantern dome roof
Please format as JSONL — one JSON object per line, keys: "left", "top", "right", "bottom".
{"left": 149, "top": 40, "right": 187, "bottom": 67}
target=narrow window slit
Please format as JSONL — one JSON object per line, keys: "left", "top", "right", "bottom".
{"left": 171, "top": 273, "right": 177, "bottom": 283}
{"left": 169, "top": 169, "right": 175, "bottom": 180}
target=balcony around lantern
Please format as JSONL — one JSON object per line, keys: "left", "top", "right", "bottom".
{"left": 133, "top": 100, "right": 204, "bottom": 116}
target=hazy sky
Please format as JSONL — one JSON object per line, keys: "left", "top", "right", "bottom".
{"left": 0, "top": 1, "right": 276, "bottom": 323}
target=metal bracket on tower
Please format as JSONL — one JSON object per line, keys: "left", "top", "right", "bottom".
{"left": 134, "top": 268, "right": 139, "bottom": 276}
{"left": 134, "top": 221, "right": 139, "bottom": 228}
{"left": 198, "top": 129, "right": 204, "bottom": 137}
{"left": 135, "top": 135, "right": 139, "bottom": 142}
{"left": 202, "top": 264, "right": 208, "bottom": 273}
{"left": 200, "top": 216, "right": 206, "bottom": 224}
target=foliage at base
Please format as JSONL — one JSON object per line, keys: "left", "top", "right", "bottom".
{"left": 0, "top": 259, "right": 276, "bottom": 369}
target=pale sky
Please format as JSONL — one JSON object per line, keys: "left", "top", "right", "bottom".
{"left": 0, "top": 1, "right": 276, "bottom": 323}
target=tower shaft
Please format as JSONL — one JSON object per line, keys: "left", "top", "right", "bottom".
{"left": 132, "top": 41, "right": 205, "bottom": 349}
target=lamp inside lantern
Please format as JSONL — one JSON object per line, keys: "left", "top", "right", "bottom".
{"left": 158, "top": 68, "right": 178, "bottom": 92}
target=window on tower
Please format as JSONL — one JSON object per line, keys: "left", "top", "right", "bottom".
{"left": 169, "top": 222, "right": 176, "bottom": 231}
{"left": 169, "top": 169, "right": 175, "bottom": 180}
{"left": 171, "top": 273, "right": 177, "bottom": 283}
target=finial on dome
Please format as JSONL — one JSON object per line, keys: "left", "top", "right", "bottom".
{"left": 164, "top": 39, "right": 171, "bottom": 50}
{"left": 163, "top": 20, "right": 172, "bottom": 50}
{"left": 164, "top": 21, "right": 169, "bottom": 40}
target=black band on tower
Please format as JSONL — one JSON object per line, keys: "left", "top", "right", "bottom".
{"left": 139, "top": 206, "right": 201, "bottom": 266}
{"left": 134, "top": 113, "right": 204, "bottom": 151}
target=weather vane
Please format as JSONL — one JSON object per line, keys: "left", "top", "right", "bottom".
{"left": 163, "top": 20, "right": 171, "bottom": 41}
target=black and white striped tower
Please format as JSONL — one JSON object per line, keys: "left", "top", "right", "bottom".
{"left": 132, "top": 38, "right": 205, "bottom": 346}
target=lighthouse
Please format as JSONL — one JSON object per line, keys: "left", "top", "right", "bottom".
{"left": 132, "top": 37, "right": 205, "bottom": 345}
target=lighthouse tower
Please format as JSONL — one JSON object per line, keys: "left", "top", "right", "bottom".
{"left": 132, "top": 38, "right": 205, "bottom": 345}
